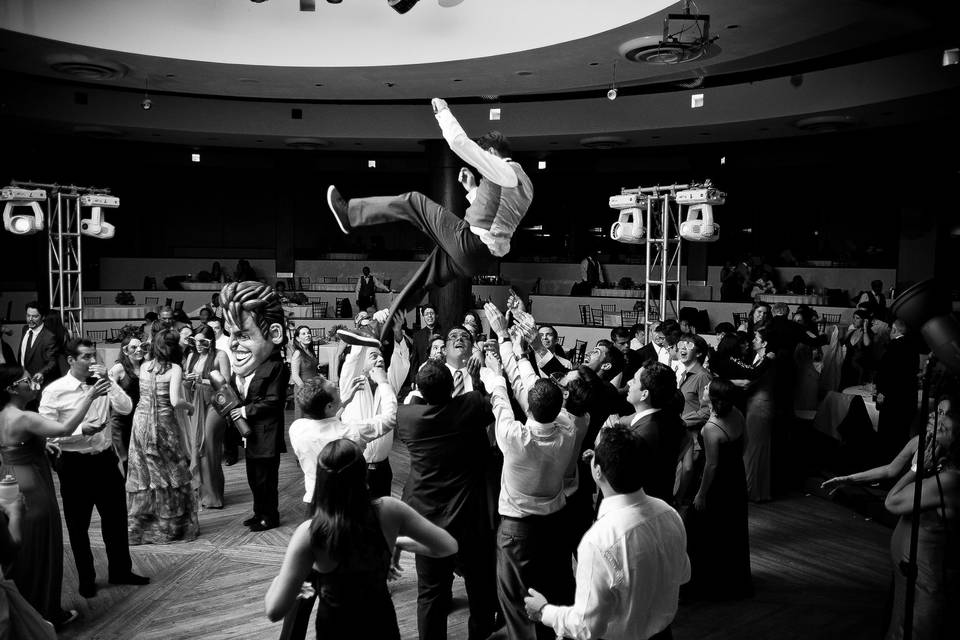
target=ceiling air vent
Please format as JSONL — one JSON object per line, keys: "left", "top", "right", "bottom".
{"left": 793, "top": 115, "right": 858, "bottom": 133}
{"left": 579, "top": 136, "right": 628, "bottom": 150}
{"left": 49, "top": 57, "right": 127, "bottom": 80}
{"left": 619, "top": 36, "right": 715, "bottom": 65}
{"left": 285, "top": 138, "right": 328, "bottom": 150}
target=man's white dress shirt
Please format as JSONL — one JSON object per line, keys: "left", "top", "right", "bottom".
{"left": 339, "top": 346, "right": 398, "bottom": 464}
{"left": 541, "top": 490, "right": 691, "bottom": 640}
{"left": 40, "top": 373, "right": 132, "bottom": 454}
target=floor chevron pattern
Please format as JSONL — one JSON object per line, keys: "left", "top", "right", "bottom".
{"left": 49, "top": 410, "right": 891, "bottom": 639}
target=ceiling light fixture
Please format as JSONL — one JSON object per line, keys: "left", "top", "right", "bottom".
{"left": 607, "top": 62, "right": 618, "bottom": 100}
{"left": 388, "top": 0, "right": 420, "bottom": 14}
{"left": 79, "top": 194, "right": 118, "bottom": 240}
{"left": 141, "top": 77, "right": 152, "bottom": 111}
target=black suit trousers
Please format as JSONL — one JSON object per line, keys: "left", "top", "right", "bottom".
{"left": 415, "top": 509, "right": 498, "bottom": 640}
{"left": 57, "top": 449, "right": 132, "bottom": 586}
{"left": 245, "top": 455, "right": 280, "bottom": 524}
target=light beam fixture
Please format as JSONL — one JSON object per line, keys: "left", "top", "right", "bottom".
{"left": 607, "top": 62, "right": 618, "bottom": 100}
{"left": 1, "top": 187, "right": 46, "bottom": 235}
{"left": 79, "top": 193, "right": 118, "bottom": 240}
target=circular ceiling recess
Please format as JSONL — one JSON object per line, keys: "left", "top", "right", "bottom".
{"left": 619, "top": 36, "right": 719, "bottom": 65}
{"left": 3, "top": 0, "right": 666, "bottom": 67}
{"left": 580, "top": 135, "right": 629, "bottom": 149}
{"left": 48, "top": 56, "right": 127, "bottom": 80}
{"left": 793, "top": 115, "right": 859, "bottom": 133}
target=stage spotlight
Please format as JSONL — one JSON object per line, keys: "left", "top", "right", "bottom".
{"left": 607, "top": 87, "right": 618, "bottom": 100}
{"left": 1, "top": 187, "right": 46, "bottom": 235}
{"left": 141, "top": 97, "right": 152, "bottom": 110}
{"left": 388, "top": 0, "right": 420, "bottom": 14}
{"left": 80, "top": 194, "right": 119, "bottom": 240}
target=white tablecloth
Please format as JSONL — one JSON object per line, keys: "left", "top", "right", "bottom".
{"left": 96, "top": 344, "right": 122, "bottom": 367}
{"left": 316, "top": 343, "right": 340, "bottom": 382}
{"left": 85, "top": 305, "right": 152, "bottom": 320}
{"left": 758, "top": 294, "right": 827, "bottom": 306}
{"left": 842, "top": 384, "right": 880, "bottom": 429}
{"left": 180, "top": 282, "right": 224, "bottom": 291}
{"left": 284, "top": 305, "right": 313, "bottom": 318}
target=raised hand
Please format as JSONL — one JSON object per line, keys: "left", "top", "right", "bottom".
{"left": 87, "top": 377, "right": 112, "bottom": 400}
{"left": 342, "top": 375, "right": 366, "bottom": 406}
{"left": 507, "top": 289, "right": 526, "bottom": 313}
{"left": 458, "top": 167, "right": 477, "bottom": 192}
{"left": 484, "top": 351, "right": 502, "bottom": 374}
{"left": 431, "top": 97, "right": 448, "bottom": 114}
{"left": 483, "top": 302, "right": 509, "bottom": 338}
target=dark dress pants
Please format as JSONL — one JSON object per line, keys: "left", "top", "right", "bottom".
{"left": 57, "top": 448, "right": 133, "bottom": 587}
{"left": 496, "top": 511, "right": 573, "bottom": 640}
{"left": 347, "top": 192, "right": 494, "bottom": 320}
{"left": 366, "top": 460, "right": 393, "bottom": 499}
{"left": 245, "top": 455, "right": 281, "bottom": 524}
{"left": 416, "top": 509, "right": 498, "bottom": 640}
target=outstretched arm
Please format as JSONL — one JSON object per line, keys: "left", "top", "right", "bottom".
{"left": 432, "top": 98, "right": 518, "bottom": 188}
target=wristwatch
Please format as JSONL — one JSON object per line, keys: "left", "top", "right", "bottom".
{"left": 498, "top": 335, "right": 510, "bottom": 344}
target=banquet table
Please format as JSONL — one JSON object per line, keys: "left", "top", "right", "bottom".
{"left": 85, "top": 304, "right": 155, "bottom": 320}
{"left": 96, "top": 344, "right": 122, "bottom": 367}
{"left": 813, "top": 386, "right": 877, "bottom": 441}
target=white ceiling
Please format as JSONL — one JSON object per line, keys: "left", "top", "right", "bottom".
{"left": 2, "top": 0, "right": 670, "bottom": 67}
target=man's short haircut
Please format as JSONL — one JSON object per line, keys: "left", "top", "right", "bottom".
{"left": 417, "top": 361, "right": 453, "bottom": 405}
{"left": 538, "top": 324, "right": 558, "bottom": 338}
{"left": 663, "top": 329, "right": 682, "bottom": 348}
{"left": 639, "top": 362, "right": 677, "bottom": 409}
{"left": 25, "top": 300, "right": 45, "bottom": 314}
{"left": 595, "top": 425, "right": 650, "bottom": 494}
{"left": 297, "top": 377, "right": 335, "bottom": 419}
{"left": 474, "top": 130, "right": 511, "bottom": 158}
{"left": 421, "top": 304, "right": 436, "bottom": 314}
{"left": 771, "top": 302, "right": 790, "bottom": 317}
{"left": 65, "top": 337, "right": 95, "bottom": 359}
{"left": 610, "top": 326, "right": 631, "bottom": 342}
{"left": 713, "top": 321, "right": 735, "bottom": 335}
{"left": 144, "top": 311, "right": 159, "bottom": 322}
{"left": 871, "top": 279, "right": 883, "bottom": 289}
{"left": 595, "top": 339, "right": 625, "bottom": 377}
{"left": 564, "top": 375, "right": 592, "bottom": 417}
{"left": 527, "top": 379, "right": 563, "bottom": 423}
{"left": 679, "top": 333, "right": 709, "bottom": 363}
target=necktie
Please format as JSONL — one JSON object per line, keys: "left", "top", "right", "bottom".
{"left": 452, "top": 369, "right": 464, "bottom": 397}
{"left": 25, "top": 330, "right": 34, "bottom": 356}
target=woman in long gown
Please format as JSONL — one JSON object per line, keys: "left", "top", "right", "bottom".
{"left": 685, "top": 378, "right": 752, "bottom": 600}
{"left": 0, "top": 364, "right": 110, "bottom": 628}
{"left": 823, "top": 396, "right": 959, "bottom": 639}
{"left": 289, "top": 326, "right": 319, "bottom": 421}
{"left": 183, "top": 325, "right": 231, "bottom": 509}
{"left": 107, "top": 334, "right": 144, "bottom": 474}
{"left": 265, "top": 439, "right": 457, "bottom": 638}
{"left": 126, "top": 329, "right": 199, "bottom": 544}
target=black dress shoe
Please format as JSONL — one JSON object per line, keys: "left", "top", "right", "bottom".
{"left": 109, "top": 573, "right": 150, "bottom": 586}
{"left": 337, "top": 325, "right": 381, "bottom": 349}
{"left": 327, "top": 186, "right": 351, "bottom": 234}
{"left": 78, "top": 582, "right": 97, "bottom": 598}
{"left": 242, "top": 515, "right": 260, "bottom": 527}
{"left": 248, "top": 519, "right": 279, "bottom": 532}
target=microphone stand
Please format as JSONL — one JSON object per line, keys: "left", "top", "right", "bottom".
{"left": 900, "top": 355, "right": 934, "bottom": 639}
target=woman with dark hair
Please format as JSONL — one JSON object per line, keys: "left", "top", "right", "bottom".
{"left": 183, "top": 325, "right": 231, "bottom": 509}
{"left": 684, "top": 378, "right": 752, "bottom": 600}
{"left": 0, "top": 363, "right": 109, "bottom": 628}
{"left": 126, "top": 329, "right": 199, "bottom": 544}
{"left": 822, "top": 396, "right": 960, "bottom": 639}
{"left": 740, "top": 327, "right": 777, "bottom": 502}
{"left": 107, "top": 334, "right": 145, "bottom": 473}
{"left": 289, "top": 326, "right": 320, "bottom": 421}
{"left": 738, "top": 302, "right": 772, "bottom": 334}
{"left": 841, "top": 309, "right": 875, "bottom": 388}
{"left": 265, "top": 439, "right": 457, "bottom": 637}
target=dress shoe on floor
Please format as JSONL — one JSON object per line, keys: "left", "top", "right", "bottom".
{"left": 55, "top": 609, "right": 80, "bottom": 631}
{"left": 242, "top": 515, "right": 260, "bottom": 527}
{"left": 327, "top": 186, "right": 351, "bottom": 234}
{"left": 78, "top": 582, "right": 97, "bottom": 598}
{"left": 248, "top": 519, "right": 279, "bottom": 532}
{"left": 109, "top": 573, "right": 150, "bottom": 586}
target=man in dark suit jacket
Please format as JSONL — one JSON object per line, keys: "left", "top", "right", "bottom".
{"left": 221, "top": 281, "right": 290, "bottom": 532}
{"left": 876, "top": 320, "right": 919, "bottom": 460}
{"left": 19, "top": 301, "right": 60, "bottom": 387}
{"left": 397, "top": 361, "right": 498, "bottom": 640}
{"left": 620, "top": 363, "right": 686, "bottom": 503}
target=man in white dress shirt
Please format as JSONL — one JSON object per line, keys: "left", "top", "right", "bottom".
{"left": 40, "top": 337, "right": 149, "bottom": 598}
{"left": 327, "top": 97, "right": 533, "bottom": 346}
{"left": 524, "top": 425, "right": 690, "bottom": 640}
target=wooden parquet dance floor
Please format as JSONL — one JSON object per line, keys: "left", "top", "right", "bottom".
{"left": 54, "top": 412, "right": 892, "bottom": 640}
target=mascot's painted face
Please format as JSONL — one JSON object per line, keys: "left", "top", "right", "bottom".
{"left": 225, "top": 311, "right": 283, "bottom": 377}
